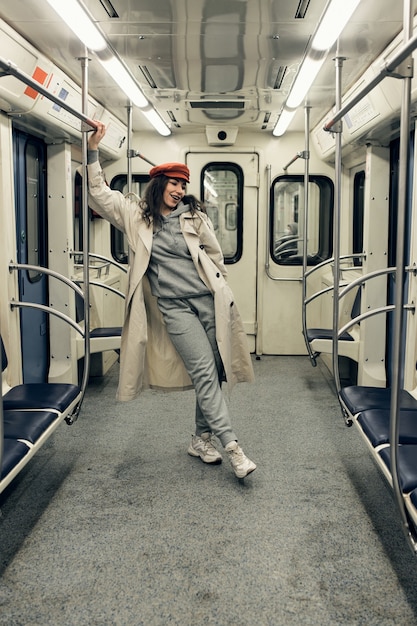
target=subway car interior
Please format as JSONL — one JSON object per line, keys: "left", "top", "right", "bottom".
{"left": 2, "top": 0, "right": 417, "bottom": 623}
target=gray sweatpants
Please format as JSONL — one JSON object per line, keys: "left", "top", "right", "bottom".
{"left": 157, "top": 294, "right": 237, "bottom": 447}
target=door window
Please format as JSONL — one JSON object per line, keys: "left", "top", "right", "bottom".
{"left": 201, "top": 163, "right": 243, "bottom": 263}
{"left": 270, "top": 175, "right": 333, "bottom": 265}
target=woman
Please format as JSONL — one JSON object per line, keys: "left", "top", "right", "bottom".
{"left": 86, "top": 122, "right": 256, "bottom": 478}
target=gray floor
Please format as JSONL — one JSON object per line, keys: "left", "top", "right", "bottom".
{"left": 1, "top": 355, "right": 417, "bottom": 625}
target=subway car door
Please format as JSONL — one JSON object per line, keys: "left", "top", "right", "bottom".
{"left": 187, "top": 152, "right": 259, "bottom": 352}
{"left": 13, "top": 129, "right": 49, "bottom": 382}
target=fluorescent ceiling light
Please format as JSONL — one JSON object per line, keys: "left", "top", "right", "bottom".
{"left": 286, "top": 57, "right": 325, "bottom": 109}
{"left": 312, "top": 0, "right": 361, "bottom": 52}
{"left": 47, "top": 0, "right": 169, "bottom": 136}
{"left": 46, "top": 0, "right": 107, "bottom": 51}
{"left": 272, "top": 0, "right": 362, "bottom": 137}
{"left": 141, "top": 107, "right": 171, "bottom": 137}
{"left": 98, "top": 57, "right": 149, "bottom": 108}
{"left": 273, "top": 108, "right": 297, "bottom": 137}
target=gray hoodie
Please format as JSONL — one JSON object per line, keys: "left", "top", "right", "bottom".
{"left": 147, "top": 202, "right": 211, "bottom": 299}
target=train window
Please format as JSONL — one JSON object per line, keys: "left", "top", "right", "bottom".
{"left": 25, "top": 141, "right": 44, "bottom": 282}
{"left": 201, "top": 163, "right": 243, "bottom": 263}
{"left": 353, "top": 170, "right": 365, "bottom": 267}
{"left": 270, "top": 175, "right": 333, "bottom": 265}
{"left": 73, "top": 170, "right": 105, "bottom": 256}
{"left": 109, "top": 174, "right": 150, "bottom": 263}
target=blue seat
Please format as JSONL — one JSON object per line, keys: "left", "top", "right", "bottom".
{"left": 340, "top": 386, "right": 417, "bottom": 416}
{"left": 307, "top": 288, "right": 361, "bottom": 348}
{"left": 1, "top": 334, "right": 82, "bottom": 493}
{"left": 1, "top": 439, "right": 30, "bottom": 480}
{"left": 306, "top": 328, "right": 355, "bottom": 342}
{"left": 3, "top": 383, "right": 80, "bottom": 413}
{"left": 3, "top": 410, "right": 58, "bottom": 444}
{"left": 90, "top": 327, "right": 122, "bottom": 339}
{"left": 357, "top": 409, "right": 417, "bottom": 447}
{"left": 379, "top": 446, "right": 417, "bottom": 493}
{"left": 2, "top": 335, "right": 80, "bottom": 413}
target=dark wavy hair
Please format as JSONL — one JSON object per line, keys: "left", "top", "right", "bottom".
{"left": 139, "top": 175, "right": 206, "bottom": 229}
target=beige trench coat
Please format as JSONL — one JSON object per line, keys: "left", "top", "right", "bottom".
{"left": 87, "top": 160, "right": 254, "bottom": 401}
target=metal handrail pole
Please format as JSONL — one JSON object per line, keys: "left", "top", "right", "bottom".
{"left": 337, "top": 267, "right": 396, "bottom": 299}
{"left": 274, "top": 236, "right": 304, "bottom": 255}
{"left": 304, "top": 266, "right": 396, "bottom": 314}
{"left": 304, "top": 253, "right": 365, "bottom": 279}
{"left": 9, "top": 263, "right": 85, "bottom": 298}
{"left": 9, "top": 301, "right": 84, "bottom": 336}
{"left": 264, "top": 163, "right": 273, "bottom": 277}
{"left": 127, "top": 103, "right": 133, "bottom": 195}
{"left": 300, "top": 104, "right": 317, "bottom": 364}
{"left": 75, "top": 280, "right": 126, "bottom": 299}
{"left": 283, "top": 153, "right": 302, "bottom": 171}
{"left": 389, "top": 0, "right": 417, "bottom": 553}
{"left": 304, "top": 284, "right": 347, "bottom": 308}
{"left": 338, "top": 304, "right": 415, "bottom": 337}
{"left": 74, "top": 53, "right": 92, "bottom": 420}
{"left": 268, "top": 254, "right": 365, "bottom": 286}
{"left": 71, "top": 251, "right": 128, "bottom": 273}
{"left": 332, "top": 54, "right": 345, "bottom": 396}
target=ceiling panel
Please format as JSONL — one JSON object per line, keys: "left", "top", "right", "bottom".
{"left": 0, "top": 0, "right": 409, "bottom": 134}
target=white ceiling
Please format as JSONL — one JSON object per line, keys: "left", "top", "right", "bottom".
{"left": 0, "top": 0, "right": 407, "bottom": 135}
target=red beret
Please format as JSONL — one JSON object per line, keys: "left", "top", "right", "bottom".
{"left": 149, "top": 162, "right": 190, "bottom": 183}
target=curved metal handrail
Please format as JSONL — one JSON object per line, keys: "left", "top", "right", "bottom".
{"left": 304, "top": 252, "right": 365, "bottom": 280}
{"left": 71, "top": 251, "right": 128, "bottom": 274}
{"left": 75, "top": 280, "right": 126, "bottom": 300}
{"left": 9, "top": 300, "right": 84, "bottom": 336}
{"left": 9, "top": 263, "right": 84, "bottom": 298}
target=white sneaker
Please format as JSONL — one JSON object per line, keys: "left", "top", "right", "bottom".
{"left": 188, "top": 433, "right": 222, "bottom": 464}
{"left": 225, "top": 441, "right": 256, "bottom": 478}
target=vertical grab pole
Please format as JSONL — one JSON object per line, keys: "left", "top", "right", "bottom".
{"left": 332, "top": 53, "right": 345, "bottom": 397}
{"left": 301, "top": 102, "right": 317, "bottom": 365}
{"left": 259, "top": 163, "right": 272, "bottom": 358}
{"left": 126, "top": 103, "right": 133, "bottom": 267}
{"left": 127, "top": 103, "right": 133, "bottom": 195}
{"left": 74, "top": 52, "right": 92, "bottom": 417}
{"left": 389, "top": 0, "right": 416, "bottom": 552}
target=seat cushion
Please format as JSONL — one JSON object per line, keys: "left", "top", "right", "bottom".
{"left": 307, "top": 328, "right": 354, "bottom": 342}
{"left": 90, "top": 327, "right": 122, "bottom": 338}
{"left": 357, "top": 409, "right": 417, "bottom": 447}
{"left": 1, "top": 439, "right": 30, "bottom": 479}
{"left": 3, "top": 383, "right": 80, "bottom": 413}
{"left": 4, "top": 410, "right": 58, "bottom": 444}
{"left": 379, "top": 445, "right": 417, "bottom": 492}
{"left": 340, "top": 386, "right": 417, "bottom": 416}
